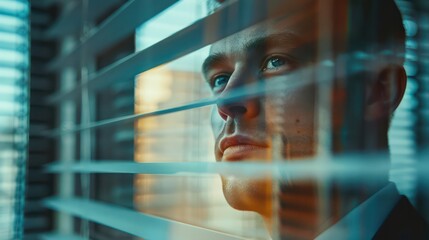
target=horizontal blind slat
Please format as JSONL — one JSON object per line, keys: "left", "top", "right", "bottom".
{"left": 45, "top": 0, "right": 289, "bottom": 105}
{"left": 46, "top": 0, "right": 178, "bottom": 71}
{"left": 42, "top": 63, "right": 316, "bottom": 136}
{"left": 42, "top": 157, "right": 416, "bottom": 176}
{"left": 43, "top": 197, "right": 246, "bottom": 240}
{"left": 44, "top": 0, "right": 127, "bottom": 38}
{"left": 41, "top": 96, "right": 216, "bottom": 137}
{"left": 41, "top": 50, "right": 377, "bottom": 136}
{"left": 38, "top": 233, "right": 85, "bottom": 240}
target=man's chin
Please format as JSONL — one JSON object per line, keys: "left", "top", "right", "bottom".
{"left": 221, "top": 176, "right": 273, "bottom": 217}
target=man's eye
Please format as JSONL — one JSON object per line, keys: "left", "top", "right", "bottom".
{"left": 212, "top": 74, "right": 230, "bottom": 92}
{"left": 261, "top": 55, "right": 291, "bottom": 73}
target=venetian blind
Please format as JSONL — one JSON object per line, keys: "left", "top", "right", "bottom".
{"left": 29, "top": 0, "right": 429, "bottom": 239}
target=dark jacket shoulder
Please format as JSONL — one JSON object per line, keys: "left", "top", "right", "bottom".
{"left": 373, "top": 196, "right": 429, "bottom": 240}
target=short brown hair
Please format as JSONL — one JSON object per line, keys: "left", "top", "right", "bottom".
{"left": 207, "top": 0, "right": 406, "bottom": 60}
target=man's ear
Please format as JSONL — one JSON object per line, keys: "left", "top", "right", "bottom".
{"left": 365, "top": 65, "right": 407, "bottom": 121}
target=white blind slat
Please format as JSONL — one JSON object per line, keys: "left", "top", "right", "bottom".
{"left": 45, "top": 0, "right": 296, "bottom": 105}
{"left": 46, "top": 0, "right": 178, "bottom": 71}
{"left": 44, "top": 197, "right": 246, "bottom": 240}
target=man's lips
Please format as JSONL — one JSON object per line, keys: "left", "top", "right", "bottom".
{"left": 219, "top": 136, "right": 268, "bottom": 161}
{"left": 222, "top": 144, "right": 268, "bottom": 161}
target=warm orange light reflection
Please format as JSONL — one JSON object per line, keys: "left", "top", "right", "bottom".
{"left": 133, "top": 64, "right": 267, "bottom": 238}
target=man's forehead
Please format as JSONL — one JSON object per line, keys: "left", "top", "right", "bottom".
{"left": 209, "top": 21, "right": 305, "bottom": 55}
{"left": 209, "top": 24, "right": 268, "bottom": 55}
{"left": 208, "top": 2, "right": 321, "bottom": 56}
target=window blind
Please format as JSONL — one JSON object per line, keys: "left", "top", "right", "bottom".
{"left": 0, "top": 1, "right": 29, "bottom": 239}
{"left": 27, "top": 0, "right": 429, "bottom": 239}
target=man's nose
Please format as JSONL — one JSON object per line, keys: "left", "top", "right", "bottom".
{"left": 216, "top": 71, "right": 261, "bottom": 121}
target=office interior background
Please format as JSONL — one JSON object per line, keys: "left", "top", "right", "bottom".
{"left": 0, "top": 0, "right": 428, "bottom": 239}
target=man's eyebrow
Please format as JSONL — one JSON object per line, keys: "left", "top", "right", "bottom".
{"left": 244, "top": 32, "right": 303, "bottom": 53}
{"left": 201, "top": 52, "right": 228, "bottom": 78}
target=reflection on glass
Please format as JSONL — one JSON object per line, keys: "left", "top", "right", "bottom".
{"left": 131, "top": 0, "right": 429, "bottom": 239}
{"left": 134, "top": 52, "right": 268, "bottom": 238}
{"left": 199, "top": 0, "right": 428, "bottom": 239}
{"left": 134, "top": 1, "right": 269, "bottom": 237}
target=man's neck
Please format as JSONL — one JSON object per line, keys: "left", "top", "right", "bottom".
{"left": 264, "top": 179, "right": 389, "bottom": 239}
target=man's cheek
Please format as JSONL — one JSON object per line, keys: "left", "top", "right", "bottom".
{"left": 265, "top": 89, "right": 315, "bottom": 130}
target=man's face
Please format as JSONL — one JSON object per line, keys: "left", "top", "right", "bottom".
{"left": 201, "top": 2, "right": 408, "bottom": 238}
{"left": 202, "top": 2, "right": 337, "bottom": 218}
